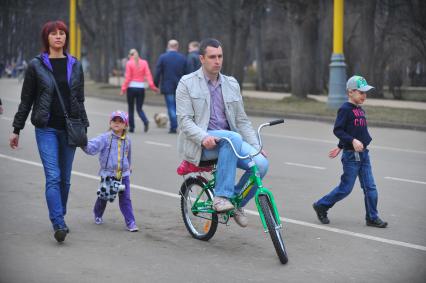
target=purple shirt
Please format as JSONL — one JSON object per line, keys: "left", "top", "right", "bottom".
{"left": 205, "top": 75, "right": 230, "bottom": 130}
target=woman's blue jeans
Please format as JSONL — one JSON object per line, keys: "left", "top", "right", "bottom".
{"left": 164, "top": 94, "right": 177, "bottom": 131}
{"left": 35, "top": 127, "right": 76, "bottom": 230}
{"left": 316, "top": 149, "right": 379, "bottom": 220}
{"left": 201, "top": 130, "right": 269, "bottom": 207}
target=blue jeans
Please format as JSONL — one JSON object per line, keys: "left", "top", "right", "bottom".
{"left": 127, "top": 87, "right": 149, "bottom": 130}
{"left": 164, "top": 94, "right": 177, "bottom": 130}
{"left": 316, "top": 149, "right": 379, "bottom": 220}
{"left": 201, "top": 130, "right": 269, "bottom": 206}
{"left": 35, "top": 127, "right": 76, "bottom": 230}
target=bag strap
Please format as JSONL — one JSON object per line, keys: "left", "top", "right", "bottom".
{"left": 103, "top": 134, "right": 125, "bottom": 180}
{"left": 46, "top": 69, "right": 69, "bottom": 119}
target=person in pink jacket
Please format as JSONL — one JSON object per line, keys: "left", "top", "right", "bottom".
{"left": 120, "top": 49, "right": 158, "bottom": 133}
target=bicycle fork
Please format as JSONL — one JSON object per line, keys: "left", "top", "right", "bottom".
{"left": 239, "top": 159, "right": 282, "bottom": 233}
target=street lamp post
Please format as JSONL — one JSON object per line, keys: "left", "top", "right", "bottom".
{"left": 69, "top": 0, "right": 81, "bottom": 59}
{"left": 327, "top": 0, "right": 347, "bottom": 109}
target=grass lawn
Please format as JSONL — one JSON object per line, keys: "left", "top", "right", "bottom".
{"left": 242, "top": 96, "right": 426, "bottom": 127}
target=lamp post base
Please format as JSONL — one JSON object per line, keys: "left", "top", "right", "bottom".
{"left": 328, "top": 53, "right": 347, "bottom": 109}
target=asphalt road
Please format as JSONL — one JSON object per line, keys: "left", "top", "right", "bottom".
{"left": 0, "top": 79, "right": 425, "bottom": 283}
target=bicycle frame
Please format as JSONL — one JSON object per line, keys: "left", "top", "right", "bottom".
{"left": 186, "top": 119, "right": 285, "bottom": 230}
{"left": 180, "top": 119, "right": 287, "bottom": 263}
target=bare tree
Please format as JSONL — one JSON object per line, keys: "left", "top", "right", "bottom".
{"left": 78, "top": 0, "right": 120, "bottom": 82}
{"left": 3, "top": 0, "right": 425, "bottom": 92}
{"left": 0, "top": 0, "right": 67, "bottom": 66}
{"left": 287, "top": 0, "right": 319, "bottom": 98}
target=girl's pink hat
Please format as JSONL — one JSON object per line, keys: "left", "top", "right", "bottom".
{"left": 110, "top": 110, "right": 129, "bottom": 125}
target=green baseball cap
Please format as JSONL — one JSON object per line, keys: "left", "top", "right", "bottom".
{"left": 346, "top": 75, "right": 374, "bottom": 92}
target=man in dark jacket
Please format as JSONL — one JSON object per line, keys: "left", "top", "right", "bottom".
{"left": 154, "top": 39, "right": 186, "bottom": 133}
{"left": 186, "top": 41, "right": 201, "bottom": 74}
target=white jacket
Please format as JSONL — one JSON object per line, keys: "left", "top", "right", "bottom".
{"left": 176, "top": 68, "right": 259, "bottom": 165}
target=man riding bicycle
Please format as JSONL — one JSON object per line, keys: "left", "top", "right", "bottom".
{"left": 176, "top": 38, "right": 268, "bottom": 227}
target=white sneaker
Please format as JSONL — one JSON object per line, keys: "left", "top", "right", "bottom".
{"left": 233, "top": 207, "right": 248, "bottom": 227}
{"left": 213, "top": 197, "right": 234, "bottom": 212}
{"left": 95, "top": 217, "right": 103, "bottom": 225}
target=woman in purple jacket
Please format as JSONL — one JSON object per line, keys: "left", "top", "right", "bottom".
{"left": 9, "top": 21, "right": 89, "bottom": 243}
{"left": 83, "top": 110, "right": 138, "bottom": 232}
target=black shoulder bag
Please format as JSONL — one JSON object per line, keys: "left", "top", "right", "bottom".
{"left": 49, "top": 72, "right": 87, "bottom": 147}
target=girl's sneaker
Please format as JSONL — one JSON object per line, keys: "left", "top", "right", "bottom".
{"left": 126, "top": 222, "right": 139, "bottom": 232}
{"left": 95, "top": 217, "right": 103, "bottom": 225}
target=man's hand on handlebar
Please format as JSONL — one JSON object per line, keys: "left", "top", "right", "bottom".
{"left": 202, "top": 136, "right": 218, "bottom": 150}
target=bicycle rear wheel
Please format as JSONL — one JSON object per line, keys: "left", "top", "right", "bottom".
{"left": 180, "top": 177, "right": 218, "bottom": 241}
{"left": 258, "top": 194, "right": 288, "bottom": 264}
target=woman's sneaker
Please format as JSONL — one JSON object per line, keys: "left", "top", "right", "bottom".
{"left": 127, "top": 222, "right": 139, "bottom": 232}
{"left": 54, "top": 228, "right": 67, "bottom": 243}
{"left": 94, "top": 217, "right": 103, "bottom": 225}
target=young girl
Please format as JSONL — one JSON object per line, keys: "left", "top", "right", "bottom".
{"left": 83, "top": 110, "right": 138, "bottom": 232}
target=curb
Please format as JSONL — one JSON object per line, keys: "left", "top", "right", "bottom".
{"left": 85, "top": 91, "right": 426, "bottom": 132}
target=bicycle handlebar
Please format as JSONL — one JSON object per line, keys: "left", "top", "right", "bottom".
{"left": 218, "top": 118, "right": 284, "bottom": 160}
{"left": 268, "top": 119, "right": 284, "bottom": 126}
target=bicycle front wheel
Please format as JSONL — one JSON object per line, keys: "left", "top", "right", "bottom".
{"left": 180, "top": 177, "right": 218, "bottom": 241}
{"left": 258, "top": 194, "right": 288, "bottom": 264}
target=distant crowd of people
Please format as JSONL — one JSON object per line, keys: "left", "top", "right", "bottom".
{"left": 121, "top": 39, "right": 202, "bottom": 134}
{"left": 0, "top": 60, "right": 27, "bottom": 80}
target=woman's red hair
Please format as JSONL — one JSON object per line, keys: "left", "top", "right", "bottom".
{"left": 41, "top": 20, "right": 69, "bottom": 53}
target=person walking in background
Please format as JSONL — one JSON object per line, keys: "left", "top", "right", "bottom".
{"left": 120, "top": 48, "right": 158, "bottom": 133}
{"left": 9, "top": 20, "right": 89, "bottom": 242}
{"left": 154, "top": 39, "right": 186, "bottom": 134}
{"left": 313, "top": 75, "right": 388, "bottom": 228}
{"left": 186, "top": 41, "right": 201, "bottom": 73}
{"left": 82, "top": 111, "right": 139, "bottom": 232}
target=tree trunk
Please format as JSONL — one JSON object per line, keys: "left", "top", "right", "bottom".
{"left": 315, "top": 0, "right": 333, "bottom": 94}
{"left": 288, "top": 0, "right": 319, "bottom": 99}
{"left": 228, "top": 0, "right": 258, "bottom": 85}
{"left": 254, "top": 3, "right": 266, "bottom": 90}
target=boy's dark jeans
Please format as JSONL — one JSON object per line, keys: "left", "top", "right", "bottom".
{"left": 316, "top": 149, "right": 379, "bottom": 221}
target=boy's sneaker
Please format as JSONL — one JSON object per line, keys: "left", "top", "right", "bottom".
{"left": 313, "top": 203, "right": 330, "bottom": 224}
{"left": 94, "top": 217, "right": 103, "bottom": 225}
{"left": 366, "top": 217, "right": 388, "bottom": 228}
{"left": 213, "top": 197, "right": 234, "bottom": 212}
{"left": 127, "top": 222, "right": 139, "bottom": 232}
{"left": 233, "top": 208, "right": 248, "bottom": 227}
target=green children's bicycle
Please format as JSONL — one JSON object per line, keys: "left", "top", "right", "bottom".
{"left": 177, "top": 119, "right": 288, "bottom": 264}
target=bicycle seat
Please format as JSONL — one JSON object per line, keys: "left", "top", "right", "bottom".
{"left": 177, "top": 160, "right": 216, "bottom": 175}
